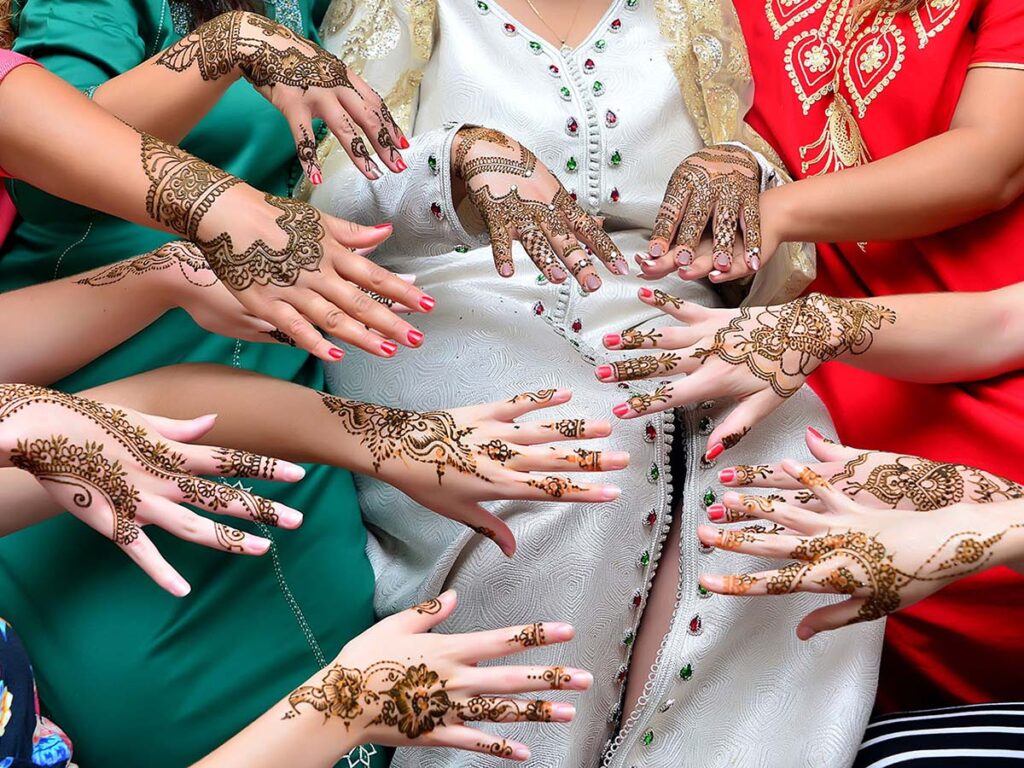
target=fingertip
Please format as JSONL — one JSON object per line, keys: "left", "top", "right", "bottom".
{"left": 250, "top": 537, "right": 272, "bottom": 555}
{"left": 169, "top": 575, "right": 191, "bottom": 598}
{"left": 276, "top": 506, "right": 304, "bottom": 529}
{"left": 696, "top": 525, "right": 717, "bottom": 545}
{"left": 554, "top": 388, "right": 572, "bottom": 402}
{"left": 278, "top": 461, "right": 307, "bottom": 483}
{"left": 722, "top": 490, "right": 742, "bottom": 507}
{"left": 546, "top": 622, "right": 575, "bottom": 643}
{"left": 599, "top": 485, "right": 621, "bottom": 501}
{"left": 780, "top": 458, "right": 806, "bottom": 479}
{"left": 511, "top": 745, "right": 531, "bottom": 762}
{"left": 796, "top": 624, "right": 817, "bottom": 641}
{"left": 550, "top": 702, "right": 576, "bottom": 722}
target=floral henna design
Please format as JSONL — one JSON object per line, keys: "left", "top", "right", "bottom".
{"left": 295, "top": 125, "right": 319, "bottom": 180}
{"left": 611, "top": 353, "right": 681, "bottom": 381}
{"left": 508, "top": 390, "right": 557, "bottom": 404}
{"left": 214, "top": 522, "right": 246, "bottom": 553}
{"left": 454, "top": 697, "right": 554, "bottom": 724}
{"left": 213, "top": 447, "right": 279, "bottom": 480}
{"left": 546, "top": 419, "right": 586, "bottom": 438}
{"left": 722, "top": 427, "right": 750, "bottom": 449}
{"left": 528, "top": 667, "right": 572, "bottom": 690}
{"left": 413, "top": 598, "right": 443, "bottom": 615}
{"left": 320, "top": 395, "right": 484, "bottom": 483}
{"left": 692, "top": 294, "right": 897, "bottom": 399}
{"left": 625, "top": 385, "right": 672, "bottom": 415}
{"left": 76, "top": 241, "right": 215, "bottom": 288}
{"left": 477, "top": 440, "right": 520, "bottom": 465}
{"left": 525, "top": 476, "right": 583, "bottom": 498}
{"left": 715, "top": 527, "right": 763, "bottom": 551}
{"left": 508, "top": 623, "right": 546, "bottom": 648}
{"left": 572, "top": 449, "right": 601, "bottom": 471}
{"left": 732, "top": 464, "right": 774, "bottom": 486}
{"left": 720, "top": 573, "right": 763, "bottom": 595}
{"left": 197, "top": 194, "right": 325, "bottom": 290}
{"left": 176, "top": 475, "right": 279, "bottom": 525}
{"left": 452, "top": 127, "right": 514, "bottom": 176}
{"left": 619, "top": 328, "right": 662, "bottom": 350}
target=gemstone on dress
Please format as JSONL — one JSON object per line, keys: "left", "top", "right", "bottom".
{"left": 610, "top": 187, "right": 621, "bottom": 202}
{"left": 569, "top": 191, "right": 578, "bottom": 201}
{"left": 584, "top": 57, "right": 596, "bottom": 72}
{"left": 536, "top": 273, "right": 548, "bottom": 284}
{"left": 529, "top": 40, "right": 542, "bottom": 53}
{"left": 626, "top": 0, "right": 639, "bottom": 8}
{"left": 503, "top": 22, "right": 516, "bottom": 34}
{"left": 642, "top": 730, "right": 654, "bottom": 747}
{"left": 427, "top": 154, "right": 438, "bottom": 174}
{"left": 571, "top": 318, "right": 582, "bottom": 333}
{"left": 605, "top": 110, "right": 618, "bottom": 127}
{"left": 476, "top": 0, "right": 489, "bottom": 12}
{"left": 688, "top": 614, "right": 703, "bottom": 635}
{"left": 623, "top": 630, "right": 635, "bottom": 647}
{"left": 679, "top": 663, "right": 693, "bottom": 681}
{"left": 566, "top": 117, "right": 579, "bottom": 136}
{"left": 533, "top": 301, "right": 545, "bottom": 315}
{"left": 648, "top": 462, "right": 660, "bottom": 483}
{"left": 560, "top": 86, "right": 572, "bottom": 101}
{"left": 699, "top": 399, "right": 716, "bottom": 410}
{"left": 593, "top": 80, "right": 605, "bottom": 96}
{"left": 644, "top": 509, "right": 657, "bottom": 527}
{"left": 617, "top": 664, "right": 628, "bottom": 683}
{"left": 699, "top": 416, "right": 713, "bottom": 435}
{"left": 566, "top": 156, "right": 578, "bottom": 172}
{"left": 702, "top": 489, "right": 715, "bottom": 507}
{"left": 610, "top": 18, "right": 622, "bottom": 31}
{"left": 454, "top": 245, "right": 469, "bottom": 253}
{"left": 698, "top": 584, "right": 711, "bottom": 599}
{"left": 638, "top": 550, "right": 650, "bottom": 568}
{"left": 430, "top": 202, "right": 443, "bottom": 219}
{"left": 632, "top": 589, "right": 643, "bottom": 607}
{"left": 549, "top": 64, "right": 560, "bottom": 77}
{"left": 610, "top": 149, "right": 622, "bottom": 166}
{"left": 594, "top": 38, "right": 607, "bottom": 51}
{"left": 644, "top": 421, "right": 657, "bottom": 443}
{"left": 699, "top": 541, "right": 715, "bottom": 555}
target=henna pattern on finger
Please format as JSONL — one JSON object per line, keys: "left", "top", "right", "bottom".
{"left": 359, "top": 287, "right": 395, "bottom": 308}
{"left": 508, "top": 623, "right": 546, "bottom": 648}
{"left": 266, "top": 329, "right": 297, "bottom": 346}
{"left": 413, "top": 598, "right": 443, "bottom": 615}
{"left": 214, "top": 522, "right": 246, "bottom": 552}
{"left": 477, "top": 440, "right": 520, "bottom": 465}
{"left": 733, "top": 464, "right": 773, "bottom": 485}
{"left": 572, "top": 449, "right": 601, "bottom": 471}
{"left": 798, "top": 467, "right": 827, "bottom": 488}
{"left": 528, "top": 667, "right": 572, "bottom": 690}
{"left": 76, "top": 241, "right": 215, "bottom": 288}
{"left": 525, "top": 476, "right": 584, "bottom": 498}
{"left": 619, "top": 328, "right": 662, "bottom": 349}
{"left": 722, "top": 427, "right": 750, "bottom": 449}
{"left": 625, "top": 385, "right": 672, "bottom": 415}
{"left": 650, "top": 289, "right": 683, "bottom": 309}
{"left": 295, "top": 125, "right": 319, "bottom": 180}
{"left": 470, "top": 525, "right": 498, "bottom": 543}
{"left": 546, "top": 419, "right": 587, "bottom": 438}
{"left": 721, "top": 573, "right": 763, "bottom": 595}
{"left": 213, "top": 447, "right": 279, "bottom": 479}
{"left": 508, "top": 390, "right": 557, "bottom": 404}
{"left": 479, "top": 740, "right": 514, "bottom": 757}
{"left": 611, "top": 353, "right": 681, "bottom": 381}
{"left": 455, "top": 697, "right": 554, "bottom": 723}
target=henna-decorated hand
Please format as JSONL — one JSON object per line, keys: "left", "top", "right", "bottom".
{"left": 598, "top": 289, "right": 896, "bottom": 459}
{"left": 452, "top": 127, "right": 628, "bottom": 290}
{"left": 0, "top": 384, "right": 305, "bottom": 596}
{"left": 715, "top": 428, "right": 1024, "bottom": 520}
{"left": 157, "top": 11, "right": 409, "bottom": 184}
{"left": 639, "top": 145, "right": 763, "bottom": 282}
{"left": 320, "top": 389, "right": 627, "bottom": 557}
{"left": 698, "top": 459, "right": 1024, "bottom": 638}
{"left": 280, "top": 590, "right": 589, "bottom": 762}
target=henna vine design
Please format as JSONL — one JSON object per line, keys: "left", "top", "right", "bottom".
{"left": 214, "top": 522, "right": 246, "bottom": 552}
{"left": 508, "top": 623, "right": 546, "bottom": 648}
{"left": 413, "top": 598, "right": 443, "bottom": 615}
{"left": 527, "top": 667, "right": 572, "bottom": 690}
{"left": 320, "top": 395, "right": 484, "bottom": 483}
{"left": 732, "top": 464, "right": 773, "bottom": 486}
{"left": 625, "top": 385, "right": 672, "bottom": 415}
{"left": 479, "top": 741, "right": 514, "bottom": 757}
{"left": 722, "top": 427, "right": 750, "bottom": 449}
{"left": 546, "top": 419, "right": 586, "bottom": 439}
{"left": 525, "top": 476, "right": 583, "bottom": 498}
{"left": 508, "top": 390, "right": 557, "bottom": 404}
{"left": 650, "top": 290, "right": 683, "bottom": 309}
{"left": 295, "top": 125, "right": 319, "bottom": 180}
{"left": 692, "top": 294, "right": 897, "bottom": 399}
{"left": 76, "top": 241, "right": 215, "bottom": 288}
{"left": 619, "top": 328, "right": 662, "bottom": 350}
{"left": 611, "top": 353, "right": 681, "bottom": 381}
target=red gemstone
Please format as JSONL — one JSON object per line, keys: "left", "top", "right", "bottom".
{"left": 430, "top": 202, "right": 443, "bottom": 219}
{"left": 570, "top": 191, "right": 578, "bottom": 201}
{"left": 689, "top": 615, "right": 702, "bottom": 634}
{"left": 504, "top": 22, "right": 516, "bottom": 34}
{"left": 571, "top": 318, "right": 582, "bottom": 333}
{"left": 611, "top": 18, "right": 622, "bottom": 30}
{"left": 644, "top": 510, "right": 657, "bottom": 527}
{"left": 633, "top": 591, "right": 643, "bottom": 607}
{"left": 610, "top": 187, "right": 620, "bottom": 202}
{"left": 533, "top": 301, "right": 545, "bottom": 315}
{"left": 645, "top": 423, "right": 657, "bottom": 442}
{"left": 566, "top": 118, "right": 579, "bottom": 134}
{"left": 549, "top": 64, "right": 560, "bottom": 75}
{"left": 584, "top": 58, "right": 595, "bottom": 72}
{"left": 616, "top": 666, "right": 627, "bottom": 682}
{"left": 606, "top": 110, "right": 618, "bottom": 126}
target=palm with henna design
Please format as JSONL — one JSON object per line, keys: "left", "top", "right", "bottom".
{"left": 322, "top": 389, "right": 626, "bottom": 557}
{"left": 274, "top": 590, "right": 589, "bottom": 763}
{"left": 452, "top": 127, "right": 628, "bottom": 290}
{"left": 599, "top": 289, "right": 895, "bottom": 459}
{"left": 0, "top": 384, "right": 304, "bottom": 596}
{"left": 699, "top": 459, "right": 1024, "bottom": 639}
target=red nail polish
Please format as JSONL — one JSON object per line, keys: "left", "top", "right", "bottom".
{"left": 612, "top": 403, "right": 630, "bottom": 417}
{"left": 310, "top": 170, "right": 322, "bottom": 186}
{"left": 380, "top": 340, "right": 398, "bottom": 356}
{"left": 707, "top": 503, "right": 726, "bottom": 522}
{"left": 718, "top": 468, "right": 735, "bottom": 483}
{"left": 328, "top": 347, "right": 345, "bottom": 360}
{"left": 639, "top": 287, "right": 654, "bottom": 299}
{"left": 395, "top": 158, "right": 408, "bottom": 171}
{"left": 374, "top": 223, "right": 393, "bottom": 230}
{"left": 399, "top": 136, "right": 410, "bottom": 149}
{"left": 604, "top": 333, "right": 621, "bottom": 348}
{"left": 807, "top": 426, "right": 824, "bottom": 440}
{"left": 419, "top": 296, "right": 436, "bottom": 312}
{"left": 407, "top": 329, "right": 424, "bottom": 346}
{"left": 706, "top": 443, "right": 725, "bottom": 462}
{"left": 595, "top": 364, "right": 613, "bottom": 380}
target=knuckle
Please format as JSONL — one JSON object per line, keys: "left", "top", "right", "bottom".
{"left": 287, "top": 318, "right": 310, "bottom": 337}
{"left": 350, "top": 292, "right": 373, "bottom": 315}
{"left": 323, "top": 308, "right": 348, "bottom": 330}
{"left": 366, "top": 265, "right": 389, "bottom": 289}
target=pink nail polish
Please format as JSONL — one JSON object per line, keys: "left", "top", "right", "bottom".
{"left": 714, "top": 252, "right": 732, "bottom": 270}
{"left": 612, "top": 403, "right": 630, "bottom": 417}
{"left": 639, "top": 287, "right": 654, "bottom": 299}
{"left": 328, "top": 347, "right": 345, "bottom": 360}
{"left": 707, "top": 503, "right": 726, "bottom": 522}
{"left": 374, "top": 223, "right": 393, "bottom": 230}
{"left": 676, "top": 249, "right": 693, "bottom": 267}
{"left": 595, "top": 364, "right": 614, "bottom": 380}
{"left": 407, "top": 329, "right": 424, "bottom": 346}
{"left": 380, "top": 340, "right": 399, "bottom": 356}
{"left": 310, "top": 170, "right": 323, "bottom": 186}
{"left": 604, "top": 333, "right": 621, "bottom": 348}
{"left": 807, "top": 426, "right": 824, "bottom": 440}
{"left": 395, "top": 158, "right": 408, "bottom": 171}
{"left": 749, "top": 252, "right": 761, "bottom": 271}
{"left": 705, "top": 443, "right": 724, "bottom": 461}
{"left": 419, "top": 296, "right": 436, "bottom": 312}
{"left": 719, "top": 468, "right": 736, "bottom": 483}
{"left": 399, "top": 136, "right": 410, "bottom": 149}
{"left": 650, "top": 243, "right": 664, "bottom": 258}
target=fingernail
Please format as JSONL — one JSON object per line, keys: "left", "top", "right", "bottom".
{"left": 499, "top": 263, "right": 514, "bottom": 277}
{"left": 573, "top": 671, "right": 595, "bottom": 689}
{"left": 550, "top": 702, "right": 576, "bottom": 721}
{"left": 395, "top": 158, "right": 408, "bottom": 171}
{"left": 399, "top": 136, "right": 410, "bottom": 149}
{"left": 278, "top": 507, "right": 304, "bottom": 528}
{"left": 718, "top": 468, "right": 735, "bottom": 483}
{"left": 595, "top": 364, "right": 614, "bottom": 381}
{"left": 639, "top": 287, "right": 654, "bottom": 299}
{"left": 328, "top": 347, "right": 345, "bottom": 360}
{"left": 600, "top": 485, "right": 621, "bottom": 501}
{"left": 650, "top": 242, "right": 664, "bottom": 258}
{"left": 714, "top": 252, "right": 732, "bottom": 270}
{"left": 374, "top": 223, "right": 393, "bottom": 230}
{"left": 585, "top": 275, "right": 601, "bottom": 292}
{"left": 407, "top": 329, "right": 424, "bottom": 346}
{"left": 280, "top": 462, "right": 307, "bottom": 482}
{"left": 709, "top": 270, "right": 722, "bottom": 279}
{"left": 612, "top": 403, "right": 630, "bottom": 417}
{"left": 676, "top": 249, "right": 693, "bottom": 267}
{"left": 309, "top": 170, "right": 322, "bottom": 186}
{"left": 419, "top": 296, "right": 436, "bottom": 311}
{"left": 705, "top": 443, "right": 724, "bottom": 461}
{"left": 807, "top": 426, "right": 824, "bottom": 440}
{"left": 749, "top": 252, "right": 761, "bottom": 271}
{"left": 512, "top": 745, "right": 531, "bottom": 761}
{"left": 615, "top": 258, "right": 631, "bottom": 276}
{"left": 170, "top": 577, "right": 191, "bottom": 597}
{"left": 604, "top": 333, "right": 621, "bottom": 348}
{"left": 251, "top": 537, "right": 271, "bottom": 555}
{"left": 550, "top": 266, "right": 567, "bottom": 282}
{"left": 707, "top": 503, "right": 726, "bottom": 522}
{"left": 380, "top": 340, "right": 399, "bottom": 356}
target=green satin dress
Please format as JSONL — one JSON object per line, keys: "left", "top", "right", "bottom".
{"left": 0, "top": 2, "right": 382, "bottom": 766}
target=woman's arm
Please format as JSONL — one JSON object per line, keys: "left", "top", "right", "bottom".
{"left": 761, "top": 68, "right": 1024, "bottom": 246}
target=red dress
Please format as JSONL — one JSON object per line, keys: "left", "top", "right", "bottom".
{"left": 739, "top": 0, "right": 1024, "bottom": 713}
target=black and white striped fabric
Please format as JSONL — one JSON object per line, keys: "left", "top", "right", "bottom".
{"left": 855, "top": 703, "right": 1024, "bottom": 767}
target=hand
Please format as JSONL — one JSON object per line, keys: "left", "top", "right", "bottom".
{"left": 716, "top": 428, "right": 1024, "bottom": 518}
{"left": 0, "top": 384, "right": 305, "bottom": 596}
{"left": 156, "top": 11, "right": 409, "bottom": 184}
{"left": 697, "top": 459, "right": 1024, "bottom": 638}
{"left": 282, "top": 590, "right": 589, "bottom": 762}
{"left": 320, "top": 389, "right": 627, "bottom": 557}
{"left": 598, "top": 289, "right": 896, "bottom": 459}
{"left": 452, "top": 127, "right": 628, "bottom": 290}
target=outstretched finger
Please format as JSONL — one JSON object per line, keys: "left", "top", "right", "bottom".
{"left": 118, "top": 527, "right": 191, "bottom": 597}
{"left": 719, "top": 491, "right": 823, "bottom": 533}
{"left": 321, "top": 104, "right": 381, "bottom": 180}
{"left": 489, "top": 221, "right": 516, "bottom": 278}
{"left": 285, "top": 112, "right": 322, "bottom": 186}
{"left": 518, "top": 225, "right": 565, "bottom": 284}
{"left": 780, "top": 458, "right": 853, "bottom": 513}
{"left": 710, "top": 188, "right": 740, "bottom": 274}
{"left": 595, "top": 351, "right": 699, "bottom": 384}
{"left": 740, "top": 195, "right": 763, "bottom": 272}
{"left": 452, "top": 620, "right": 575, "bottom": 662}
{"left": 636, "top": 286, "right": 713, "bottom": 324}
{"left": 502, "top": 417, "right": 612, "bottom": 445}
{"left": 699, "top": 559, "right": 832, "bottom": 597}
{"left": 703, "top": 390, "right": 782, "bottom": 458}
{"left": 804, "top": 427, "right": 863, "bottom": 463}
{"left": 561, "top": 192, "right": 627, "bottom": 276}
{"left": 174, "top": 476, "right": 303, "bottom": 529}
{"left": 496, "top": 388, "right": 572, "bottom": 420}
{"left": 430, "top": 726, "right": 531, "bottom": 762}
{"left": 454, "top": 697, "right": 574, "bottom": 724}
{"left": 260, "top": 301, "right": 341, "bottom": 363}
{"left": 179, "top": 444, "right": 305, "bottom": 483}
{"left": 674, "top": 179, "right": 713, "bottom": 267}
{"left": 144, "top": 494, "right": 271, "bottom": 556}
{"left": 332, "top": 246, "right": 434, "bottom": 313}
{"left": 706, "top": 492, "right": 790, "bottom": 523}
{"left": 507, "top": 445, "right": 630, "bottom": 473}
{"left": 385, "top": 589, "right": 459, "bottom": 634}
{"left": 650, "top": 167, "right": 691, "bottom": 262}
{"left": 797, "top": 598, "right": 870, "bottom": 640}
{"left": 696, "top": 524, "right": 802, "bottom": 559}
{"left": 460, "top": 664, "right": 593, "bottom": 694}
{"left": 512, "top": 474, "right": 621, "bottom": 503}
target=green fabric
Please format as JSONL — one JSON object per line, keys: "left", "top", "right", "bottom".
{"left": 0, "top": 2, "right": 383, "bottom": 766}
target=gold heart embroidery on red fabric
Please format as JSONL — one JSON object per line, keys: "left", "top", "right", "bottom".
{"left": 765, "top": 0, "right": 828, "bottom": 40}
{"left": 785, "top": 29, "right": 842, "bottom": 114}
{"left": 843, "top": 26, "right": 906, "bottom": 118}
{"left": 910, "top": 0, "right": 961, "bottom": 49}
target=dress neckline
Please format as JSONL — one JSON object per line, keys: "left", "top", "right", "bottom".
{"left": 481, "top": 0, "right": 623, "bottom": 56}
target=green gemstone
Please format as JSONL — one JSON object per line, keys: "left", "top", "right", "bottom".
{"left": 649, "top": 463, "right": 660, "bottom": 482}
{"left": 679, "top": 663, "right": 693, "bottom": 681}
{"left": 699, "top": 416, "right": 712, "bottom": 432}
{"left": 642, "top": 730, "right": 654, "bottom": 747}
{"left": 476, "top": 0, "right": 489, "bottom": 10}
{"left": 593, "top": 80, "right": 605, "bottom": 95}
{"left": 454, "top": 245, "right": 468, "bottom": 253}
{"left": 639, "top": 550, "right": 650, "bottom": 567}
{"left": 560, "top": 86, "right": 571, "bottom": 99}
{"left": 536, "top": 273, "right": 548, "bottom": 284}
{"left": 595, "top": 38, "right": 607, "bottom": 50}
{"left": 529, "top": 40, "right": 541, "bottom": 51}
{"left": 626, "top": 0, "right": 638, "bottom": 7}
{"left": 697, "top": 584, "right": 710, "bottom": 597}
{"left": 703, "top": 489, "right": 716, "bottom": 507}
{"left": 610, "top": 150, "right": 622, "bottom": 166}
{"left": 566, "top": 156, "right": 578, "bottom": 172}
{"left": 427, "top": 154, "right": 438, "bottom": 173}
{"left": 623, "top": 631, "right": 635, "bottom": 646}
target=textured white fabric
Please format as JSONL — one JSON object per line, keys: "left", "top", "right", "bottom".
{"left": 313, "top": 1, "right": 883, "bottom": 766}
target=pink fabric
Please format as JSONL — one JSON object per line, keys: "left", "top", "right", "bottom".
{"left": 0, "top": 50, "right": 39, "bottom": 246}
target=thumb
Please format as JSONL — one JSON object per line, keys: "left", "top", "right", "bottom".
{"left": 143, "top": 412, "right": 218, "bottom": 443}
{"left": 394, "top": 589, "right": 459, "bottom": 633}
{"left": 324, "top": 214, "right": 394, "bottom": 249}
